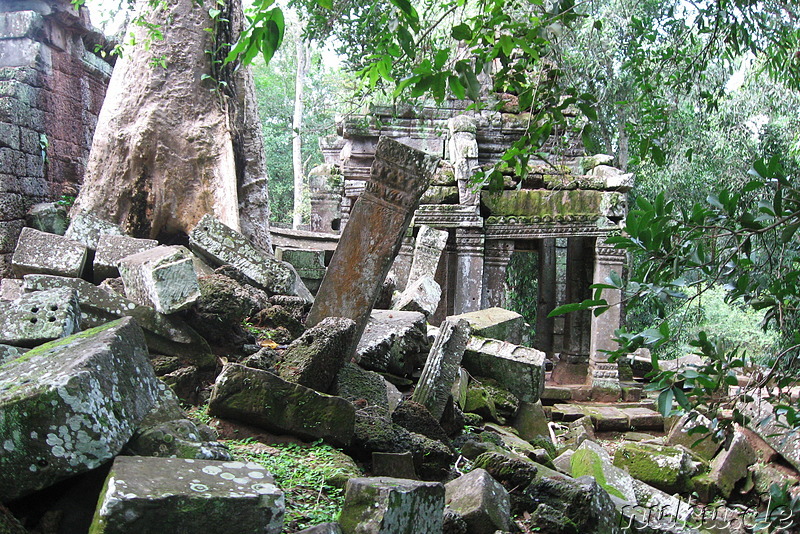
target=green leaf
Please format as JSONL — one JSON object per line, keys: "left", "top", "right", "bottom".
{"left": 452, "top": 23, "right": 473, "bottom": 41}
{"left": 651, "top": 145, "right": 666, "bottom": 166}
{"left": 657, "top": 388, "right": 674, "bottom": 417}
{"left": 548, "top": 299, "right": 607, "bottom": 317}
{"left": 316, "top": 0, "right": 332, "bottom": 8}
{"left": 448, "top": 75, "right": 465, "bottom": 100}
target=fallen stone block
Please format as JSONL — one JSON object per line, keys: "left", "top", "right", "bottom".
{"left": 93, "top": 234, "right": 159, "bottom": 281}
{"left": 189, "top": 214, "right": 312, "bottom": 302}
{"left": 0, "top": 278, "right": 23, "bottom": 301}
{"left": 332, "top": 362, "right": 392, "bottom": 412}
{"left": 372, "top": 451, "right": 417, "bottom": 479}
{"left": 523, "top": 475, "right": 622, "bottom": 534}
{"left": 277, "top": 316, "right": 356, "bottom": 392}
{"left": 275, "top": 247, "right": 326, "bottom": 294}
{"left": 0, "top": 344, "right": 24, "bottom": 366}
{"left": 355, "top": 309, "right": 429, "bottom": 375}
{"left": 666, "top": 413, "right": 722, "bottom": 461}
{"left": 22, "top": 275, "right": 214, "bottom": 368}
{"left": 512, "top": 400, "right": 551, "bottom": 442}
{"left": 25, "top": 201, "right": 68, "bottom": 235}
{"left": 0, "top": 286, "right": 80, "bottom": 347}
{"left": 742, "top": 398, "right": 800, "bottom": 472}
{"left": 91, "top": 456, "right": 284, "bottom": 534}
{"left": 472, "top": 450, "right": 539, "bottom": 490}
{"left": 451, "top": 307, "right": 525, "bottom": 344}
{"left": 118, "top": 245, "right": 200, "bottom": 314}
{"left": 11, "top": 227, "right": 88, "bottom": 278}
{"left": 0, "top": 317, "right": 161, "bottom": 501}
{"left": 338, "top": 477, "right": 444, "bottom": 534}
{"left": 405, "top": 224, "right": 449, "bottom": 288}
{"left": 613, "top": 442, "right": 698, "bottom": 494}
{"left": 209, "top": 363, "right": 355, "bottom": 447}
{"left": 392, "top": 275, "right": 441, "bottom": 317}
{"left": 444, "top": 468, "right": 512, "bottom": 534}
{"left": 571, "top": 440, "right": 637, "bottom": 504}
{"left": 411, "top": 318, "right": 470, "bottom": 420}
{"left": 462, "top": 337, "right": 546, "bottom": 403}
{"left": 708, "top": 430, "right": 756, "bottom": 498}
{"left": 63, "top": 211, "right": 124, "bottom": 250}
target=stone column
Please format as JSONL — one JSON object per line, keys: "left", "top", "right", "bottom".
{"left": 453, "top": 226, "right": 484, "bottom": 314}
{"left": 589, "top": 238, "right": 626, "bottom": 361}
{"left": 387, "top": 229, "right": 415, "bottom": 290}
{"left": 308, "top": 164, "right": 343, "bottom": 234}
{"left": 481, "top": 239, "right": 514, "bottom": 309}
{"left": 535, "top": 238, "right": 556, "bottom": 353}
{"left": 406, "top": 224, "right": 449, "bottom": 289}
{"left": 307, "top": 137, "right": 439, "bottom": 355}
{"left": 564, "top": 237, "right": 594, "bottom": 356}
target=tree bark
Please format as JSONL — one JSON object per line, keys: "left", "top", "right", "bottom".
{"left": 74, "top": 0, "right": 272, "bottom": 250}
{"left": 291, "top": 39, "right": 309, "bottom": 230}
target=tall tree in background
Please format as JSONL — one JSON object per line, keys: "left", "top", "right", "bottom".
{"left": 292, "top": 38, "right": 310, "bottom": 229}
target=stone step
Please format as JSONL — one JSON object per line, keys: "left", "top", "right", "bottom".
{"left": 551, "top": 403, "right": 664, "bottom": 432}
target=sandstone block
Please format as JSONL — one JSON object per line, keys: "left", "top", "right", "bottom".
{"left": 708, "top": 430, "right": 756, "bottom": 498}
{"left": 189, "top": 214, "right": 312, "bottom": 302}
{"left": 463, "top": 337, "right": 546, "bottom": 403}
{"left": 118, "top": 245, "right": 200, "bottom": 314}
{"left": 338, "top": 477, "right": 444, "bottom": 534}
{"left": 93, "top": 234, "right": 158, "bottom": 281}
{"left": 612, "top": 442, "right": 698, "bottom": 494}
{"left": 355, "top": 309, "right": 429, "bottom": 375}
{"left": 25, "top": 202, "right": 68, "bottom": 235}
{"left": 209, "top": 363, "right": 355, "bottom": 447}
{"left": 91, "top": 456, "right": 284, "bottom": 534}
{"left": 571, "top": 440, "right": 636, "bottom": 504}
{"left": 392, "top": 275, "right": 441, "bottom": 317}
{"left": 11, "top": 226, "right": 88, "bottom": 278}
{"left": 0, "top": 317, "right": 161, "bottom": 501}
{"left": 64, "top": 211, "right": 124, "bottom": 250}
{"left": 0, "top": 286, "right": 80, "bottom": 347}
{"left": 451, "top": 307, "right": 525, "bottom": 344}
{"left": 444, "top": 468, "right": 512, "bottom": 534}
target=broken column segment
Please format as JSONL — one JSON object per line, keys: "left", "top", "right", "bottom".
{"left": 0, "top": 317, "right": 161, "bottom": 501}
{"left": 405, "top": 224, "right": 448, "bottom": 288}
{"left": 411, "top": 318, "right": 471, "bottom": 420}
{"left": 188, "top": 214, "right": 312, "bottom": 302}
{"left": 91, "top": 456, "right": 284, "bottom": 534}
{"left": 355, "top": 310, "right": 429, "bottom": 375}
{"left": 118, "top": 245, "right": 200, "bottom": 314}
{"left": 11, "top": 227, "right": 89, "bottom": 278}
{"left": 0, "top": 286, "right": 80, "bottom": 347}
{"left": 307, "top": 137, "right": 439, "bottom": 356}
{"left": 462, "top": 337, "right": 546, "bottom": 403}
{"left": 392, "top": 275, "right": 442, "bottom": 318}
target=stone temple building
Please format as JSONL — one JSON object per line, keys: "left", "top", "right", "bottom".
{"left": 301, "top": 103, "right": 633, "bottom": 394}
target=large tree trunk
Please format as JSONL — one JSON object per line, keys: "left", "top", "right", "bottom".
{"left": 291, "top": 39, "right": 309, "bottom": 230}
{"left": 74, "top": 0, "right": 272, "bottom": 250}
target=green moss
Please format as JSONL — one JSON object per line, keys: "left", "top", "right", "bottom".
{"left": 88, "top": 469, "right": 116, "bottom": 534}
{"left": 612, "top": 443, "right": 693, "bottom": 494}
{"left": 482, "top": 190, "right": 613, "bottom": 217}
{"left": 15, "top": 320, "right": 123, "bottom": 362}
{"left": 570, "top": 448, "right": 625, "bottom": 500}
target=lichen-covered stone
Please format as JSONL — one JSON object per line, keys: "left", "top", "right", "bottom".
{"left": 405, "top": 224, "right": 449, "bottom": 287}
{"left": 391, "top": 401, "right": 451, "bottom": 448}
{"left": 411, "top": 318, "right": 470, "bottom": 420}
{"left": 450, "top": 307, "right": 525, "bottom": 345}
{"left": 0, "top": 317, "right": 161, "bottom": 501}
{"left": 512, "top": 400, "right": 551, "bottom": 443}
{"left": 0, "top": 344, "right": 23, "bottom": 366}
{"left": 118, "top": 245, "right": 200, "bottom": 314}
{"left": 392, "top": 275, "right": 441, "bottom": 317}
{"left": 332, "top": 362, "right": 391, "bottom": 412}
{"left": 0, "top": 286, "right": 80, "bottom": 347}
{"left": 665, "top": 413, "right": 722, "bottom": 461}
{"left": 612, "top": 442, "right": 697, "bottom": 494}
{"left": 481, "top": 190, "right": 625, "bottom": 219}
{"left": 93, "top": 234, "right": 159, "bottom": 281}
{"left": 22, "top": 275, "right": 214, "bottom": 367}
{"left": 472, "top": 450, "right": 538, "bottom": 490}
{"left": 25, "top": 202, "right": 68, "bottom": 236}
{"left": 355, "top": 310, "right": 429, "bottom": 375}
{"left": 275, "top": 247, "right": 326, "bottom": 293}
{"left": 64, "top": 212, "right": 124, "bottom": 250}
{"left": 708, "top": 430, "right": 756, "bottom": 498}
{"left": 444, "top": 468, "right": 512, "bottom": 534}
{"left": 480, "top": 380, "right": 520, "bottom": 420}
{"left": 464, "top": 383, "right": 499, "bottom": 423}
{"left": 90, "top": 456, "right": 284, "bottom": 534}
{"left": 189, "top": 214, "right": 312, "bottom": 302}
{"left": 338, "top": 477, "right": 444, "bottom": 534}
{"left": 570, "top": 440, "right": 636, "bottom": 504}
{"left": 11, "top": 227, "right": 88, "bottom": 278}
{"left": 278, "top": 316, "right": 356, "bottom": 392}
{"left": 462, "top": 337, "right": 546, "bottom": 403}
{"left": 208, "top": 363, "right": 355, "bottom": 447}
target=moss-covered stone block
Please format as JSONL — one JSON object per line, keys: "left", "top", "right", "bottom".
{"left": 481, "top": 190, "right": 624, "bottom": 218}
{"left": 612, "top": 442, "right": 696, "bottom": 494}
{"left": 570, "top": 440, "right": 635, "bottom": 503}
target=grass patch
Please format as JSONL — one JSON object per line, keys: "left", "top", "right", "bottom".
{"left": 226, "top": 438, "right": 352, "bottom": 532}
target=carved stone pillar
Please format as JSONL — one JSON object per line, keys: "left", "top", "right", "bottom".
{"left": 482, "top": 240, "right": 514, "bottom": 309}
{"left": 590, "top": 239, "right": 626, "bottom": 361}
{"left": 387, "top": 228, "right": 415, "bottom": 290}
{"left": 308, "top": 164, "right": 343, "bottom": 234}
{"left": 535, "top": 238, "right": 556, "bottom": 354}
{"left": 454, "top": 226, "right": 484, "bottom": 314}
{"left": 307, "top": 137, "right": 438, "bottom": 358}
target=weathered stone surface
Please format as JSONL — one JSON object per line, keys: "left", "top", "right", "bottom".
{"left": 278, "top": 316, "right": 356, "bottom": 392}
{"left": 333, "top": 362, "right": 391, "bottom": 412}
{"left": 451, "top": 307, "right": 525, "bottom": 344}
{"left": 743, "top": 398, "right": 800, "bottom": 472}
{"left": 189, "top": 214, "right": 312, "bottom": 302}
{"left": 209, "top": 363, "right": 355, "bottom": 447}
{"left": 0, "top": 317, "right": 161, "bottom": 501}
{"left": 472, "top": 450, "right": 538, "bottom": 490}
{"left": 391, "top": 401, "right": 452, "bottom": 447}
{"left": 553, "top": 450, "right": 574, "bottom": 474}
{"left": 666, "top": 413, "right": 722, "bottom": 461}
{"left": 462, "top": 337, "right": 546, "bottom": 403}
{"left": 464, "top": 383, "right": 499, "bottom": 422}
{"left": 25, "top": 201, "right": 68, "bottom": 235}
{"left": 307, "top": 137, "right": 439, "bottom": 358}
{"left": 118, "top": 245, "right": 200, "bottom": 314}
{"left": 629, "top": 478, "right": 693, "bottom": 526}
{"left": 612, "top": 442, "right": 697, "bottom": 494}
{"left": 11, "top": 226, "right": 88, "bottom": 278}
{"left": 0, "top": 286, "right": 80, "bottom": 347}
{"left": 444, "top": 468, "right": 512, "bottom": 534}
{"left": 0, "top": 343, "right": 23, "bottom": 366}
{"left": 406, "top": 224, "right": 448, "bottom": 288}
{"left": 372, "top": 451, "right": 417, "bottom": 479}
{"left": 338, "top": 477, "right": 444, "bottom": 534}
{"left": 23, "top": 275, "right": 214, "bottom": 367}
{"left": 93, "top": 234, "right": 159, "bottom": 281}
{"left": 523, "top": 475, "right": 622, "bottom": 534}
{"left": 708, "top": 430, "right": 756, "bottom": 498}
{"left": 0, "top": 278, "right": 23, "bottom": 301}
{"left": 512, "top": 400, "right": 551, "bottom": 442}
{"left": 124, "top": 384, "right": 231, "bottom": 461}
{"left": 571, "top": 440, "right": 636, "bottom": 504}
{"left": 91, "top": 456, "right": 284, "bottom": 534}
{"left": 64, "top": 212, "right": 124, "bottom": 250}
{"left": 355, "top": 309, "right": 429, "bottom": 375}
{"left": 393, "top": 275, "right": 441, "bottom": 317}
{"left": 275, "top": 247, "right": 326, "bottom": 294}
{"left": 411, "top": 318, "right": 470, "bottom": 420}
